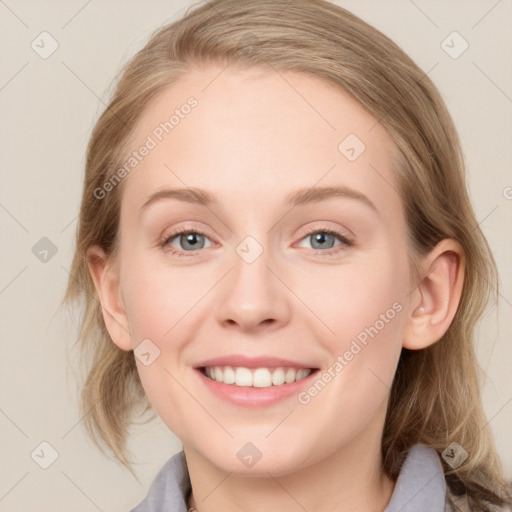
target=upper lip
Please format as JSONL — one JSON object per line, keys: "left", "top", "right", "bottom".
{"left": 195, "top": 355, "right": 317, "bottom": 370}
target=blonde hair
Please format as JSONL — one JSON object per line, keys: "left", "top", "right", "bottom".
{"left": 62, "top": 0, "right": 511, "bottom": 508}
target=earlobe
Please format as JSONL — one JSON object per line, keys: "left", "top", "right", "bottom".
{"left": 85, "top": 246, "right": 133, "bottom": 352}
{"left": 402, "top": 239, "right": 465, "bottom": 350}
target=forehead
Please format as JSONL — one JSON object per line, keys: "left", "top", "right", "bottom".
{"left": 121, "top": 63, "right": 403, "bottom": 224}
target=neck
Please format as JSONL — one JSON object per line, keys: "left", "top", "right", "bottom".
{"left": 184, "top": 426, "right": 395, "bottom": 512}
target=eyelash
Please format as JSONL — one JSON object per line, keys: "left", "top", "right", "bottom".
{"left": 159, "top": 225, "right": 353, "bottom": 259}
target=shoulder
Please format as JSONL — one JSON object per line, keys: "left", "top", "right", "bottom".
{"left": 130, "top": 450, "right": 191, "bottom": 512}
{"left": 385, "top": 444, "right": 446, "bottom": 511}
{"left": 387, "top": 444, "right": 512, "bottom": 512}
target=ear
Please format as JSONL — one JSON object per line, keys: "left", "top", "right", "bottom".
{"left": 402, "top": 239, "right": 465, "bottom": 350}
{"left": 85, "top": 245, "right": 133, "bottom": 351}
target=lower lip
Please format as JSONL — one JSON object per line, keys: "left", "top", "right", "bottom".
{"left": 195, "top": 368, "right": 318, "bottom": 407}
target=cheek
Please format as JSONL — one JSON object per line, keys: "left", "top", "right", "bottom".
{"left": 296, "top": 246, "right": 408, "bottom": 408}
{"left": 119, "top": 255, "right": 200, "bottom": 427}
{"left": 294, "top": 255, "right": 407, "bottom": 440}
{"left": 120, "top": 251, "right": 199, "bottom": 342}
{"left": 302, "top": 248, "right": 408, "bottom": 345}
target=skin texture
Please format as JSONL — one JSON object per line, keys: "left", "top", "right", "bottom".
{"left": 87, "top": 64, "right": 465, "bottom": 511}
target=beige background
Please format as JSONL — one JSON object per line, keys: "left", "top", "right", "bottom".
{"left": 1, "top": 0, "right": 511, "bottom": 510}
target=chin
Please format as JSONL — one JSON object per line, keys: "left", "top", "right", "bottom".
{"left": 197, "top": 439, "right": 314, "bottom": 477}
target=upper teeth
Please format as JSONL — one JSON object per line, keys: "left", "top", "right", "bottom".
{"left": 204, "top": 366, "right": 312, "bottom": 388}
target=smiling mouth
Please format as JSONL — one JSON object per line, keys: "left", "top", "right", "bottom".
{"left": 200, "top": 366, "right": 318, "bottom": 388}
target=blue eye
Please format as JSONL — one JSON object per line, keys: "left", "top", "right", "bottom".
{"left": 160, "top": 226, "right": 353, "bottom": 258}
{"left": 161, "top": 228, "right": 213, "bottom": 257}
{"left": 298, "top": 228, "right": 353, "bottom": 255}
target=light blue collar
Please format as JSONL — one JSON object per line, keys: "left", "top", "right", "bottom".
{"left": 384, "top": 444, "right": 446, "bottom": 511}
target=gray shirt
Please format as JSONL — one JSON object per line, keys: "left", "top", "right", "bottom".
{"left": 130, "top": 444, "right": 448, "bottom": 511}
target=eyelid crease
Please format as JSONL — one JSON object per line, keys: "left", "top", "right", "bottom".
{"left": 300, "top": 224, "right": 353, "bottom": 242}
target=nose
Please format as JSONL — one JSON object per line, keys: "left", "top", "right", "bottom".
{"left": 216, "top": 243, "right": 292, "bottom": 334}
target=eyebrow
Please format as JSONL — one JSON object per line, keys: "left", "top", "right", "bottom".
{"left": 140, "top": 188, "right": 215, "bottom": 213}
{"left": 139, "top": 185, "right": 378, "bottom": 215}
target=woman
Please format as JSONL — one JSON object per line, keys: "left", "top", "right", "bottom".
{"left": 63, "top": 0, "right": 512, "bottom": 510}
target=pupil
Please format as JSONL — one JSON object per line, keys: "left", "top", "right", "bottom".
{"left": 182, "top": 233, "right": 202, "bottom": 250}
{"left": 186, "top": 234, "right": 198, "bottom": 245}
{"left": 312, "top": 232, "right": 333, "bottom": 249}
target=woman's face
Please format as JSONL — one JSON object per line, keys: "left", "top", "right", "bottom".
{"left": 111, "top": 64, "right": 415, "bottom": 475}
